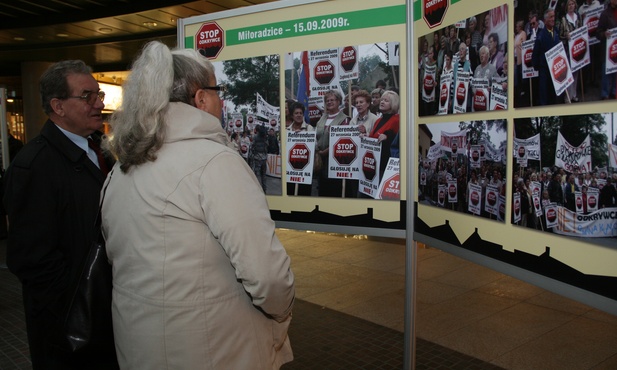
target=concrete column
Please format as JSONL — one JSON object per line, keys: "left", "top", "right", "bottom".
{"left": 21, "top": 62, "right": 52, "bottom": 142}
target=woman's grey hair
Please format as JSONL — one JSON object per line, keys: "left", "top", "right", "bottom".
{"left": 323, "top": 89, "right": 343, "bottom": 105}
{"left": 381, "top": 90, "right": 400, "bottom": 114}
{"left": 104, "top": 41, "right": 215, "bottom": 173}
{"left": 371, "top": 88, "right": 384, "bottom": 97}
{"left": 40, "top": 60, "right": 92, "bottom": 114}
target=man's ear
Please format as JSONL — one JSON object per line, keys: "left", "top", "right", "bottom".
{"left": 50, "top": 98, "right": 65, "bottom": 117}
{"left": 193, "top": 89, "right": 208, "bottom": 111}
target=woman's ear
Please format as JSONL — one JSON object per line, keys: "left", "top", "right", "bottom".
{"left": 193, "top": 89, "right": 207, "bottom": 111}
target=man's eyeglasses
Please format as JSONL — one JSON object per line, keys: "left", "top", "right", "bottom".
{"left": 66, "top": 90, "right": 105, "bottom": 105}
{"left": 201, "top": 84, "right": 226, "bottom": 98}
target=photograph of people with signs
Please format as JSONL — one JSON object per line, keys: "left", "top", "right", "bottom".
{"left": 515, "top": 0, "right": 617, "bottom": 107}
{"left": 512, "top": 112, "right": 617, "bottom": 243}
{"left": 284, "top": 43, "right": 401, "bottom": 199}
{"left": 418, "top": 4, "right": 509, "bottom": 116}
{"left": 418, "top": 121, "right": 508, "bottom": 222}
{"left": 211, "top": 54, "right": 283, "bottom": 196}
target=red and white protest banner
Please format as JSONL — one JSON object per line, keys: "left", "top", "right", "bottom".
{"left": 544, "top": 203, "right": 559, "bottom": 228}
{"left": 489, "top": 81, "right": 507, "bottom": 110}
{"left": 584, "top": 5, "right": 603, "bottom": 45}
{"left": 522, "top": 39, "right": 538, "bottom": 78}
{"left": 484, "top": 184, "right": 499, "bottom": 216}
{"left": 376, "top": 157, "right": 400, "bottom": 200}
{"left": 422, "top": 63, "right": 437, "bottom": 102}
{"left": 587, "top": 188, "right": 599, "bottom": 213}
{"left": 467, "top": 182, "right": 482, "bottom": 215}
{"left": 513, "top": 192, "right": 521, "bottom": 223}
{"left": 447, "top": 179, "right": 457, "bottom": 203}
{"left": 453, "top": 71, "right": 470, "bottom": 114}
{"left": 339, "top": 46, "right": 359, "bottom": 81}
{"left": 246, "top": 114, "right": 257, "bottom": 132}
{"left": 605, "top": 28, "right": 617, "bottom": 75}
{"left": 437, "top": 72, "right": 452, "bottom": 115}
{"left": 286, "top": 131, "right": 316, "bottom": 185}
{"left": 497, "top": 194, "right": 506, "bottom": 221}
{"left": 575, "top": 191, "right": 584, "bottom": 214}
{"left": 553, "top": 206, "right": 617, "bottom": 237}
{"left": 469, "top": 145, "right": 481, "bottom": 168}
{"left": 359, "top": 136, "right": 382, "bottom": 198}
{"left": 555, "top": 132, "right": 592, "bottom": 173}
{"left": 438, "top": 184, "right": 446, "bottom": 206}
{"left": 328, "top": 125, "right": 361, "bottom": 180}
{"left": 568, "top": 26, "right": 591, "bottom": 73}
{"left": 471, "top": 77, "right": 489, "bottom": 112}
{"left": 513, "top": 133, "right": 541, "bottom": 161}
{"left": 487, "top": 5, "right": 508, "bottom": 52}
{"left": 231, "top": 113, "right": 244, "bottom": 133}
{"left": 545, "top": 42, "right": 574, "bottom": 97}
{"left": 308, "top": 48, "right": 341, "bottom": 107}
{"left": 440, "top": 129, "right": 467, "bottom": 154}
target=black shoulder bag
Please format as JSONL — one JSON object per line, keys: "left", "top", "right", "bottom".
{"left": 60, "top": 170, "right": 115, "bottom": 352}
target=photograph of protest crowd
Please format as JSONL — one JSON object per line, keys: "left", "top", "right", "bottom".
{"left": 212, "top": 54, "right": 283, "bottom": 196}
{"left": 283, "top": 43, "right": 402, "bottom": 199}
{"left": 418, "top": 4, "right": 509, "bottom": 116}
{"left": 512, "top": 112, "right": 617, "bottom": 243}
{"left": 418, "top": 121, "right": 508, "bottom": 222}
{"left": 514, "top": 0, "right": 617, "bottom": 107}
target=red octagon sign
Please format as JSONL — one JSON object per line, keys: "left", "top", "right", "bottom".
{"left": 314, "top": 60, "right": 335, "bottom": 85}
{"left": 380, "top": 173, "right": 400, "bottom": 200}
{"left": 196, "top": 22, "right": 224, "bottom": 59}
{"left": 423, "top": 0, "right": 449, "bottom": 29}
{"left": 340, "top": 46, "right": 357, "bottom": 72}
{"left": 289, "top": 143, "right": 310, "bottom": 171}
{"left": 333, "top": 137, "right": 357, "bottom": 166}
{"left": 362, "top": 151, "right": 377, "bottom": 180}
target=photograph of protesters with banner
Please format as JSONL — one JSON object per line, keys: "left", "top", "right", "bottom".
{"left": 512, "top": 112, "right": 617, "bottom": 243}
{"left": 212, "top": 54, "right": 283, "bottom": 195}
{"left": 418, "top": 121, "right": 507, "bottom": 222}
{"left": 514, "top": 0, "right": 617, "bottom": 107}
{"left": 419, "top": 4, "right": 508, "bottom": 117}
{"left": 284, "top": 42, "right": 400, "bottom": 199}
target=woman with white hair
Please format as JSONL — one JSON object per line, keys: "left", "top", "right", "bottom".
{"left": 102, "top": 41, "right": 295, "bottom": 369}
{"left": 369, "top": 90, "right": 400, "bottom": 181}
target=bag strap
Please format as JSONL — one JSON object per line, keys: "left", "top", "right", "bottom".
{"left": 94, "top": 168, "right": 114, "bottom": 231}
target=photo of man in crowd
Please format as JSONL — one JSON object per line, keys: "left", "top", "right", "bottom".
{"left": 512, "top": 112, "right": 617, "bottom": 244}
{"left": 418, "top": 121, "right": 508, "bottom": 222}
{"left": 419, "top": 4, "right": 509, "bottom": 116}
{"left": 514, "top": 0, "right": 617, "bottom": 107}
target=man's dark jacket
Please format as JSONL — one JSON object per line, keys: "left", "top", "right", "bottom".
{"left": 3, "top": 120, "right": 116, "bottom": 368}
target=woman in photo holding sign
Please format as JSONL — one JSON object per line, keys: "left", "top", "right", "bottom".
{"left": 315, "top": 90, "right": 350, "bottom": 197}
{"left": 101, "top": 41, "right": 295, "bottom": 369}
{"left": 369, "top": 90, "right": 400, "bottom": 182}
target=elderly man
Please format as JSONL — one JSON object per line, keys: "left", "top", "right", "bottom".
{"left": 532, "top": 9, "right": 561, "bottom": 105}
{"left": 598, "top": 0, "right": 617, "bottom": 100}
{"left": 474, "top": 45, "right": 498, "bottom": 82}
{"left": 3, "top": 60, "right": 117, "bottom": 369}
{"left": 488, "top": 33, "right": 505, "bottom": 76}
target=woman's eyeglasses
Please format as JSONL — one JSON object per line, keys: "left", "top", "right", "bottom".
{"left": 201, "top": 84, "right": 226, "bottom": 98}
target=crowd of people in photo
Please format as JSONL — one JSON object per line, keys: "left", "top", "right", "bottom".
{"left": 419, "top": 9, "right": 508, "bottom": 116}
{"left": 419, "top": 151, "right": 507, "bottom": 220}
{"left": 512, "top": 165, "right": 617, "bottom": 230}
{"left": 516, "top": 0, "right": 617, "bottom": 106}
{"left": 231, "top": 78, "right": 401, "bottom": 198}
{"left": 227, "top": 121, "right": 280, "bottom": 192}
